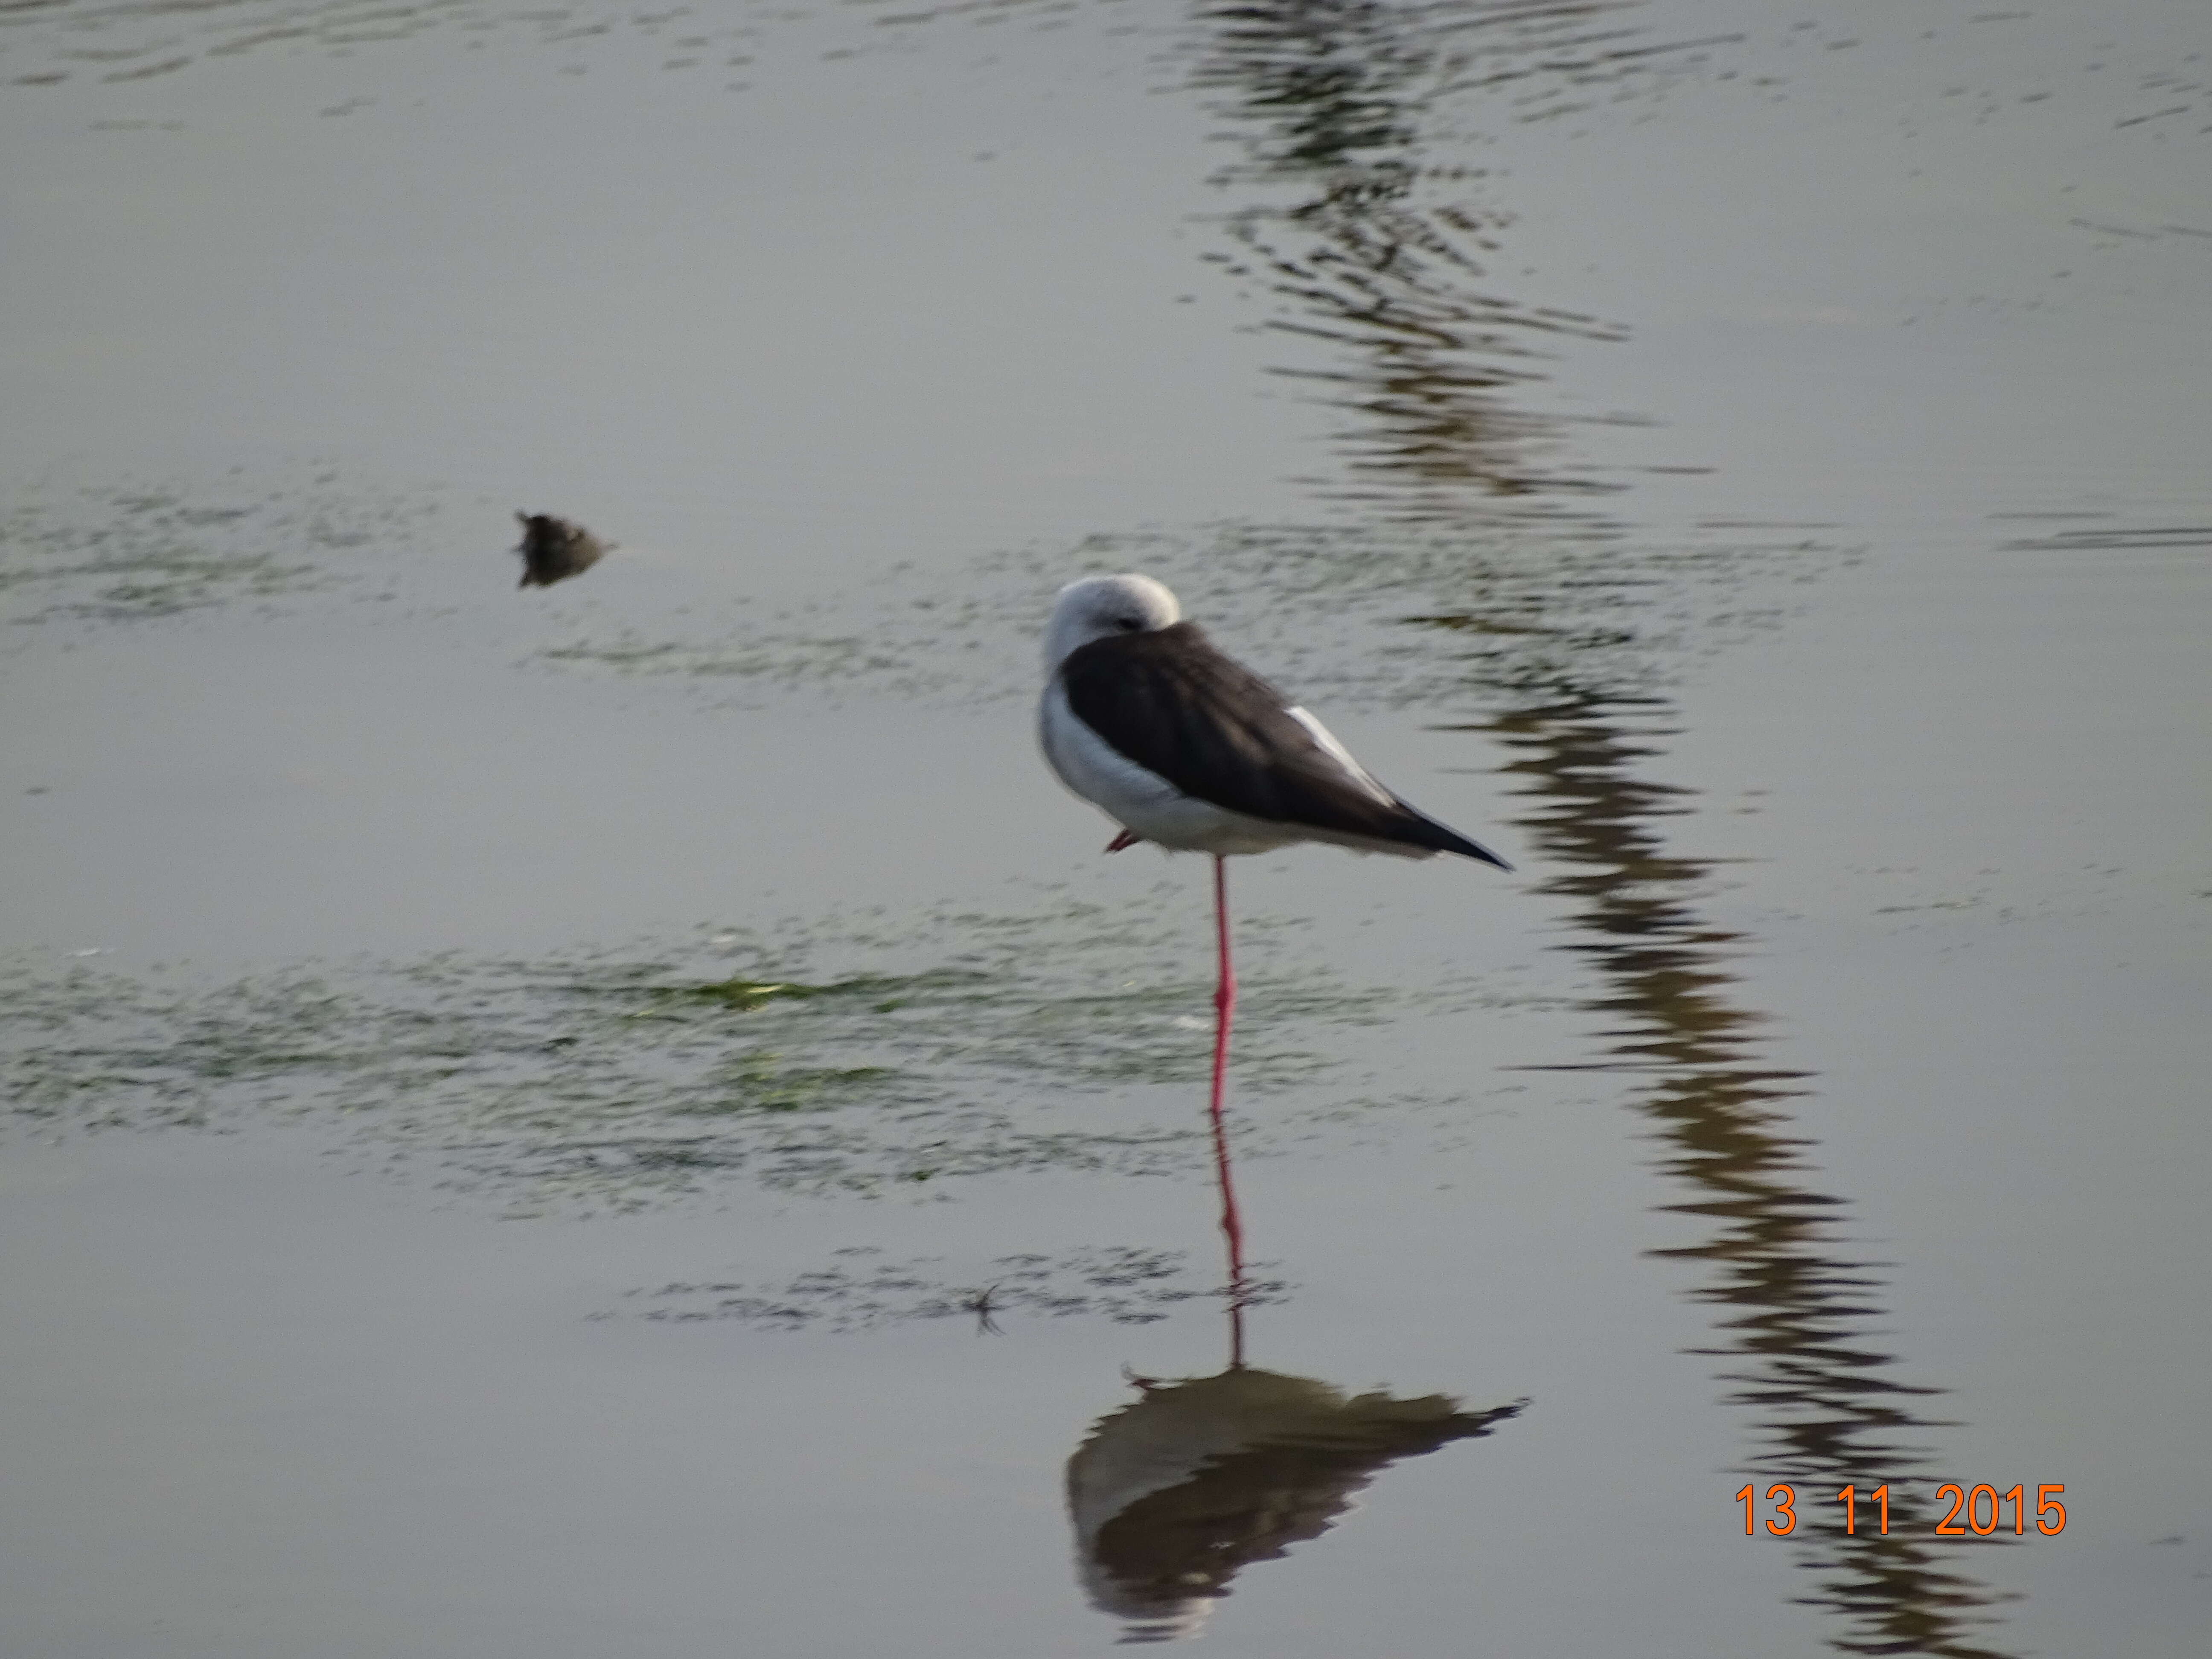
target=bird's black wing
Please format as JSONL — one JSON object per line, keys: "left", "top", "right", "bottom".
{"left": 1059, "top": 623, "right": 1508, "bottom": 866}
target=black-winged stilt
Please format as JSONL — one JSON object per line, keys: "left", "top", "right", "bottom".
{"left": 1039, "top": 573, "right": 1511, "bottom": 1262}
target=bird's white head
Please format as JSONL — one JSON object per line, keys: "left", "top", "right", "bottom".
{"left": 1044, "top": 573, "right": 1182, "bottom": 674}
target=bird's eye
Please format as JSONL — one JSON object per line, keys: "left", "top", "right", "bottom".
{"left": 1115, "top": 616, "right": 1142, "bottom": 631}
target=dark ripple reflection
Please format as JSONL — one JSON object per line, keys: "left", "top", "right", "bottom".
{"left": 1481, "top": 693, "right": 2021, "bottom": 1658}
{"left": 1192, "top": 0, "right": 1714, "bottom": 516}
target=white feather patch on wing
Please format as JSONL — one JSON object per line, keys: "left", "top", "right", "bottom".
{"left": 1284, "top": 706, "right": 1399, "bottom": 808}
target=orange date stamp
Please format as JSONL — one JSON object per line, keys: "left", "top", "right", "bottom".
{"left": 1736, "top": 1483, "right": 2068, "bottom": 1537}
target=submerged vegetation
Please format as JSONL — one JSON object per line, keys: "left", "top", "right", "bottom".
{"left": 0, "top": 901, "right": 1525, "bottom": 1213}
{"left": 0, "top": 475, "right": 440, "bottom": 630}
{"left": 620, "top": 1243, "right": 1290, "bottom": 1334}
{"left": 528, "top": 516, "right": 1846, "bottom": 719}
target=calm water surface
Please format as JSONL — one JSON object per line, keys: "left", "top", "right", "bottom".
{"left": 2, "top": 2, "right": 2207, "bottom": 1654}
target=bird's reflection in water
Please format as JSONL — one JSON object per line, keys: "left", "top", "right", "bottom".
{"left": 1069, "top": 1365, "right": 1522, "bottom": 1642}
{"left": 1067, "top": 1136, "right": 1523, "bottom": 1643}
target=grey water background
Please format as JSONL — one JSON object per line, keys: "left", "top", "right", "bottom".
{"left": 2, "top": 1, "right": 2207, "bottom": 1653}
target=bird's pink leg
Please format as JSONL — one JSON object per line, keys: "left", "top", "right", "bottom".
{"left": 1208, "top": 854, "right": 1247, "bottom": 1365}
{"left": 1209, "top": 856, "right": 1237, "bottom": 1142}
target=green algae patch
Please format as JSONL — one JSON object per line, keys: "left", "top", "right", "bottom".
{"left": 656, "top": 971, "right": 977, "bottom": 1011}
{"left": 0, "top": 902, "right": 1521, "bottom": 1214}
{"left": 668, "top": 976, "right": 828, "bottom": 1010}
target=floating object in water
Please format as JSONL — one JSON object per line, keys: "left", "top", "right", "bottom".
{"left": 1038, "top": 573, "right": 1512, "bottom": 1242}
{"left": 512, "top": 511, "right": 606, "bottom": 588}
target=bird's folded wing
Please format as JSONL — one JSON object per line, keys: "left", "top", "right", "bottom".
{"left": 1058, "top": 623, "right": 1450, "bottom": 847}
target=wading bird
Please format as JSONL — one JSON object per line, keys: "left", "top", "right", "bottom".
{"left": 1039, "top": 573, "right": 1511, "bottom": 1252}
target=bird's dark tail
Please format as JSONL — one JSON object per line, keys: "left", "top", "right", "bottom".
{"left": 1394, "top": 806, "right": 1513, "bottom": 871}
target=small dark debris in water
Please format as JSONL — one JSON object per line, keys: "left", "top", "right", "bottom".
{"left": 514, "top": 511, "right": 606, "bottom": 588}
{"left": 965, "top": 1284, "right": 1004, "bottom": 1336}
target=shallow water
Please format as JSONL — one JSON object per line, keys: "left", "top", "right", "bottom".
{"left": 3, "top": 2, "right": 2207, "bottom": 1654}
